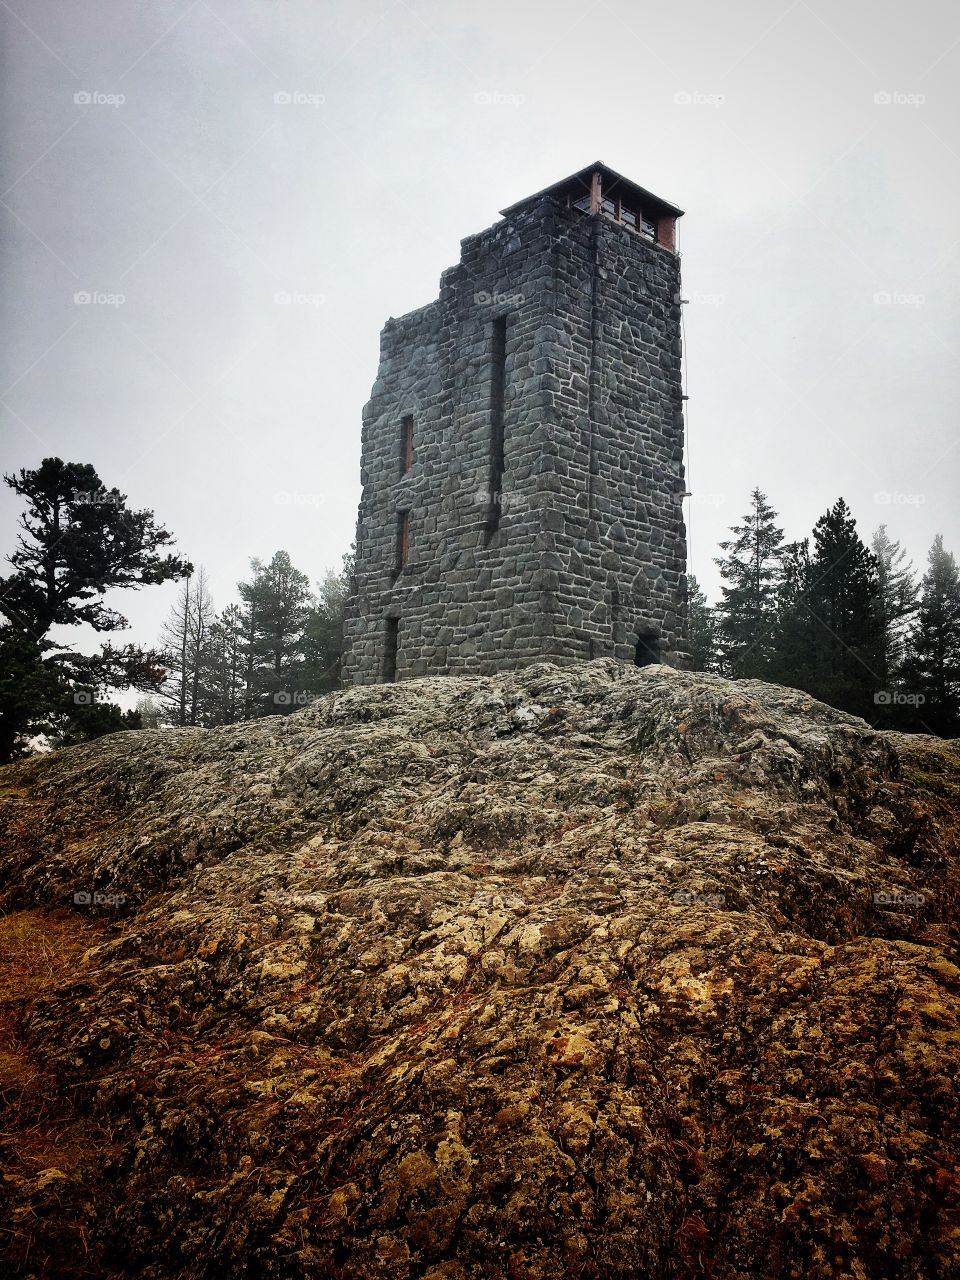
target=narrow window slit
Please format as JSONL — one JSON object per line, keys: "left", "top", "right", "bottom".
{"left": 485, "top": 316, "right": 507, "bottom": 538}
{"left": 400, "top": 415, "right": 414, "bottom": 476}
{"left": 395, "top": 510, "right": 411, "bottom": 572}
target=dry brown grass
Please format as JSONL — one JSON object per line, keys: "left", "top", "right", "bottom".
{"left": 0, "top": 908, "right": 120, "bottom": 1277}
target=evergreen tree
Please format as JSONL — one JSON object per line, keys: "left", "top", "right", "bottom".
{"left": 3, "top": 458, "right": 189, "bottom": 632}
{"left": 239, "top": 577, "right": 259, "bottom": 721}
{"left": 238, "top": 551, "right": 313, "bottom": 714}
{"left": 0, "top": 458, "right": 190, "bottom": 761}
{"left": 901, "top": 535, "right": 960, "bottom": 736}
{"left": 768, "top": 539, "right": 816, "bottom": 692}
{"left": 0, "top": 628, "right": 62, "bottom": 762}
{"left": 686, "top": 575, "right": 717, "bottom": 672}
{"left": 201, "top": 604, "right": 246, "bottom": 726}
{"left": 871, "top": 525, "right": 918, "bottom": 689}
{"left": 714, "top": 488, "right": 785, "bottom": 676}
{"left": 47, "top": 700, "right": 143, "bottom": 749}
{"left": 802, "top": 499, "right": 884, "bottom": 718}
{"left": 302, "top": 548, "right": 354, "bottom": 694}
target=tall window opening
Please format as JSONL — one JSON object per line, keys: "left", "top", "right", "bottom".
{"left": 400, "top": 415, "right": 414, "bottom": 476}
{"left": 383, "top": 617, "right": 399, "bottom": 682}
{"left": 395, "top": 510, "right": 411, "bottom": 573}
{"left": 485, "top": 316, "right": 507, "bottom": 538}
{"left": 635, "top": 629, "right": 662, "bottom": 667}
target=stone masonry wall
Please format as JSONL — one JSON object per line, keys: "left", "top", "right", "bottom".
{"left": 341, "top": 196, "right": 687, "bottom": 683}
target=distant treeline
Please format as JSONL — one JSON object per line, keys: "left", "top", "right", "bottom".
{"left": 147, "top": 549, "right": 352, "bottom": 729}
{"left": 688, "top": 489, "right": 960, "bottom": 736}
{"left": 2, "top": 461, "right": 957, "bottom": 762}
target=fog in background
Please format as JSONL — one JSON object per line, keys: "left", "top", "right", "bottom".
{"left": 2, "top": 0, "right": 958, "bottom": 665}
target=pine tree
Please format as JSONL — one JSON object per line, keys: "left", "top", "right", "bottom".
{"left": 871, "top": 525, "right": 918, "bottom": 689}
{"left": 48, "top": 701, "right": 143, "bottom": 748}
{"left": 0, "top": 458, "right": 190, "bottom": 760}
{"left": 901, "top": 535, "right": 960, "bottom": 736}
{"left": 200, "top": 604, "right": 246, "bottom": 726}
{"left": 686, "top": 575, "right": 717, "bottom": 672}
{"left": 2, "top": 458, "right": 190, "bottom": 633}
{"left": 238, "top": 574, "right": 260, "bottom": 721}
{"left": 302, "top": 549, "right": 355, "bottom": 693}
{"left": 0, "top": 628, "right": 63, "bottom": 762}
{"left": 238, "top": 551, "right": 314, "bottom": 715}
{"left": 768, "top": 539, "right": 815, "bottom": 690}
{"left": 803, "top": 499, "right": 884, "bottom": 718}
{"left": 714, "top": 488, "right": 785, "bottom": 676}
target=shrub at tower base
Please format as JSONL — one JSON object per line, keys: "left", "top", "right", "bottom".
{"left": 0, "top": 660, "right": 958, "bottom": 1279}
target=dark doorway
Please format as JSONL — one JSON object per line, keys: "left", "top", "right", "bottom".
{"left": 383, "top": 617, "right": 400, "bottom": 682}
{"left": 634, "top": 629, "right": 662, "bottom": 667}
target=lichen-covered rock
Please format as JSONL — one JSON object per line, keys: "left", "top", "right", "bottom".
{"left": 0, "top": 660, "right": 958, "bottom": 1278}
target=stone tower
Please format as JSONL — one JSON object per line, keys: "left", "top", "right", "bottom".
{"left": 341, "top": 162, "right": 688, "bottom": 683}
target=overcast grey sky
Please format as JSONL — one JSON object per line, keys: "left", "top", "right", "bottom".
{"left": 2, "top": 0, "right": 958, "bottom": 660}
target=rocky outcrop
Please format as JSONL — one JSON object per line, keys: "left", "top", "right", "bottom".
{"left": 0, "top": 660, "right": 958, "bottom": 1279}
